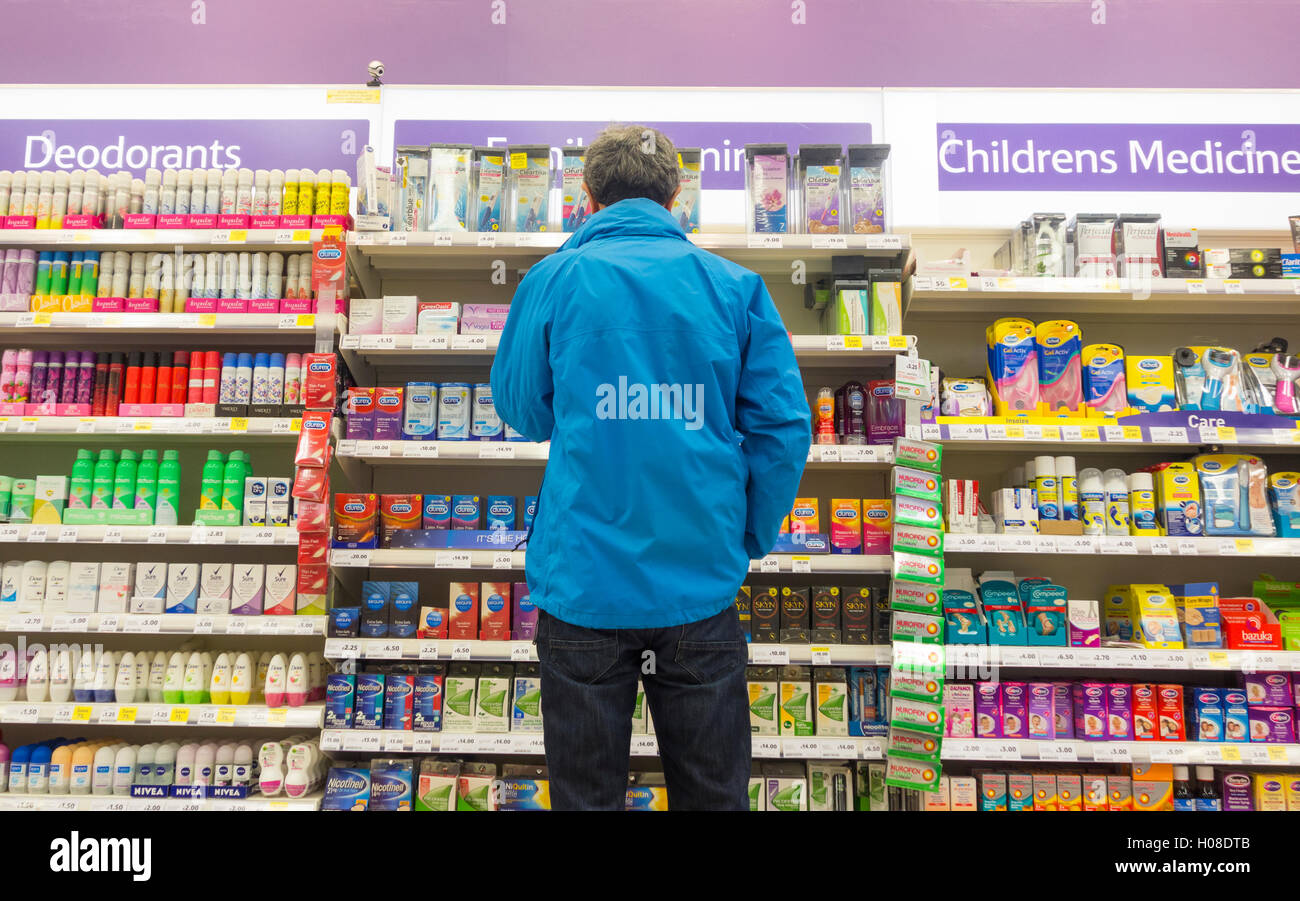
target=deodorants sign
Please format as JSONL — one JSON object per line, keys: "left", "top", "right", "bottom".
{"left": 393, "top": 120, "right": 871, "bottom": 191}
{"left": 0, "top": 119, "right": 370, "bottom": 176}
{"left": 937, "top": 122, "right": 1300, "bottom": 192}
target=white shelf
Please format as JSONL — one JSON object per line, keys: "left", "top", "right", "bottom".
{"left": 320, "top": 729, "right": 884, "bottom": 760}
{"left": 333, "top": 440, "right": 892, "bottom": 469}
{"left": 0, "top": 311, "right": 320, "bottom": 337}
{"left": 0, "top": 228, "right": 330, "bottom": 249}
{"left": 0, "top": 524, "right": 297, "bottom": 546}
{"left": 0, "top": 702, "right": 323, "bottom": 728}
{"left": 322, "top": 637, "right": 892, "bottom": 665}
{"left": 0, "top": 415, "right": 301, "bottom": 438}
{"left": 942, "top": 738, "right": 1300, "bottom": 765}
{"left": 0, "top": 612, "right": 326, "bottom": 636}
{"left": 0, "top": 792, "right": 321, "bottom": 811}
{"left": 947, "top": 533, "right": 1300, "bottom": 558}
{"left": 331, "top": 547, "right": 892, "bottom": 574}
{"left": 945, "top": 645, "right": 1300, "bottom": 673}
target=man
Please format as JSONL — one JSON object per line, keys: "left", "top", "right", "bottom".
{"left": 491, "top": 124, "right": 810, "bottom": 810}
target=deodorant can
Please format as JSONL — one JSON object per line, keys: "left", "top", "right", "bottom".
{"left": 1078, "top": 468, "right": 1106, "bottom": 536}
{"left": 1033, "top": 455, "right": 1059, "bottom": 521}
{"left": 1056, "top": 456, "right": 1079, "bottom": 521}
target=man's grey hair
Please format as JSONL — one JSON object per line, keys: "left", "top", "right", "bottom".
{"left": 583, "top": 124, "right": 679, "bottom": 208}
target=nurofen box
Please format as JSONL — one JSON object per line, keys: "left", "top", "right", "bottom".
{"left": 891, "top": 580, "right": 941, "bottom": 616}
{"left": 829, "top": 498, "right": 862, "bottom": 554}
{"left": 1007, "top": 773, "right": 1033, "bottom": 812}
{"left": 889, "top": 667, "right": 944, "bottom": 705}
{"left": 890, "top": 522, "right": 944, "bottom": 556}
{"left": 861, "top": 499, "right": 893, "bottom": 553}
{"left": 448, "top": 582, "right": 479, "bottom": 640}
{"left": 1157, "top": 684, "right": 1186, "bottom": 740}
{"left": 892, "top": 466, "right": 942, "bottom": 503}
{"left": 891, "top": 609, "right": 944, "bottom": 645}
{"left": 1241, "top": 672, "right": 1293, "bottom": 706}
{"left": 479, "top": 582, "right": 512, "bottom": 641}
{"left": 1133, "top": 763, "right": 1174, "bottom": 811}
{"left": 883, "top": 756, "right": 942, "bottom": 793}
{"left": 1083, "top": 775, "right": 1108, "bottom": 811}
{"left": 979, "top": 773, "right": 1007, "bottom": 811}
{"left": 892, "top": 436, "right": 942, "bottom": 473}
{"left": 891, "top": 494, "right": 940, "bottom": 529}
{"left": 1058, "top": 774, "right": 1083, "bottom": 811}
{"left": 889, "top": 696, "right": 945, "bottom": 735}
{"left": 1248, "top": 706, "right": 1296, "bottom": 743}
{"left": 888, "top": 726, "right": 942, "bottom": 761}
{"left": 1107, "top": 775, "right": 1134, "bottom": 811}
{"left": 892, "top": 549, "right": 944, "bottom": 586}
{"left": 1032, "top": 774, "right": 1058, "bottom": 811}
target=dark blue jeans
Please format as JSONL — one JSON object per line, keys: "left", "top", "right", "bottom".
{"left": 535, "top": 604, "right": 751, "bottom": 811}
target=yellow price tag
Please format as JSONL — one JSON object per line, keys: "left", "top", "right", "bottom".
{"left": 1267, "top": 745, "right": 1289, "bottom": 763}
{"left": 1039, "top": 425, "right": 1061, "bottom": 441}
{"left": 117, "top": 706, "right": 137, "bottom": 723}
{"left": 32, "top": 311, "right": 53, "bottom": 325}
{"left": 887, "top": 335, "right": 908, "bottom": 350}
{"left": 1122, "top": 426, "right": 1142, "bottom": 441}
{"left": 1080, "top": 425, "right": 1101, "bottom": 442}
{"left": 169, "top": 707, "right": 191, "bottom": 723}
{"left": 948, "top": 277, "right": 969, "bottom": 291}
{"left": 289, "top": 418, "right": 302, "bottom": 433}
{"left": 266, "top": 708, "right": 288, "bottom": 725}
{"left": 229, "top": 417, "right": 249, "bottom": 432}
{"left": 269, "top": 800, "right": 289, "bottom": 810}
{"left": 198, "top": 313, "right": 217, "bottom": 328}
{"left": 1005, "top": 425, "right": 1025, "bottom": 439}
{"left": 323, "top": 225, "right": 343, "bottom": 238}
{"left": 216, "top": 707, "right": 237, "bottom": 724}
{"left": 295, "top": 314, "right": 315, "bottom": 327}
{"left": 677, "top": 153, "right": 683, "bottom": 167}
{"left": 510, "top": 152, "right": 528, "bottom": 169}
{"left": 1235, "top": 539, "right": 1255, "bottom": 555}
{"left": 228, "top": 229, "right": 248, "bottom": 243}
{"left": 133, "top": 421, "right": 152, "bottom": 432}
{"left": 1217, "top": 426, "right": 1237, "bottom": 442}
{"left": 843, "top": 336, "right": 863, "bottom": 349}
{"left": 72, "top": 705, "right": 93, "bottom": 722}
{"left": 291, "top": 229, "right": 311, "bottom": 242}
{"left": 325, "top": 88, "right": 381, "bottom": 104}
{"left": 1219, "top": 746, "right": 1242, "bottom": 762}
{"left": 1207, "top": 651, "right": 1230, "bottom": 668}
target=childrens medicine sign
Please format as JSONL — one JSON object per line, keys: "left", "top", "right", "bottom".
{"left": 0, "top": 119, "right": 370, "bottom": 175}
{"left": 936, "top": 123, "right": 1300, "bottom": 192}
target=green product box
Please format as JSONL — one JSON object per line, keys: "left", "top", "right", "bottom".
{"left": 889, "top": 579, "right": 942, "bottom": 616}
{"left": 886, "top": 726, "right": 943, "bottom": 762}
{"left": 884, "top": 755, "right": 942, "bottom": 792}
{"left": 192, "top": 508, "right": 243, "bottom": 527}
{"left": 892, "top": 549, "right": 944, "bottom": 586}
{"left": 888, "top": 695, "right": 945, "bottom": 735}
{"left": 890, "top": 522, "right": 944, "bottom": 557}
{"left": 890, "top": 609, "right": 944, "bottom": 645}
{"left": 892, "top": 465, "right": 942, "bottom": 503}
{"left": 892, "top": 437, "right": 942, "bottom": 473}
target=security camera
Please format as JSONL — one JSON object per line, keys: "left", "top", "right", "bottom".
{"left": 367, "top": 60, "right": 385, "bottom": 87}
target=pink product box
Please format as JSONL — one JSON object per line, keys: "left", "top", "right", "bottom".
{"left": 1053, "top": 682, "right": 1074, "bottom": 738}
{"left": 1000, "top": 682, "right": 1028, "bottom": 738}
{"left": 117, "top": 403, "right": 184, "bottom": 417}
{"left": 459, "top": 304, "right": 511, "bottom": 334}
{"left": 123, "top": 213, "right": 157, "bottom": 229}
{"left": 1106, "top": 683, "right": 1133, "bottom": 740}
{"left": 61, "top": 214, "right": 102, "bottom": 229}
{"left": 0, "top": 294, "right": 28, "bottom": 312}
{"left": 1248, "top": 706, "right": 1296, "bottom": 743}
{"left": 250, "top": 215, "right": 280, "bottom": 229}
{"left": 1241, "top": 672, "right": 1293, "bottom": 706}
{"left": 183, "top": 298, "right": 218, "bottom": 313}
{"left": 4, "top": 216, "right": 36, "bottom": 229}
{"left": 313, "top": 215, "right": 350, "bottom": 229}
{"left": 279, "top": 214, "right": 312, "bottom": 229}
{"left": 1027, "top": 682, "right": 1056, "bottom": 739}
{"left": 1072, "top": 681, "right": 1108, "bottom": 740}
{"left": 124, "top": 298, "right": 159, "bottom": 313}
{"left": 278, "top": 297, "right": 315, "bottom": 314}
{"left": 188, "top": 213, "right": 218, "bottom": 229}
{"left": 92, "top": 297, "right": 126, "bottom": 312}
{"left": 21, "top": 402, "right": 91, "bottom": 416}
{"left": 217, "top": 214, "right": 251, "bottom": 229}
{"left": 156, "top": 214, "right": 187, "bottom": 229}
{"left": 975, "top": 681, "right": 1000, "bottom": 738}
{"left": 249, "top": 298, "right": 279, "bottom": 314}
{"left": 944, "top": 684, "right": 974, "bottom": 738}
{"left": 0, "top": 402, "right": 23, "bottom": 414}
{"left": 217, "top": 298, "right": 249, "bottom": 313}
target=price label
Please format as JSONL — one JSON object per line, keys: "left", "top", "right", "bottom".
{"left": 362, "top": 441, "right": 392, "bottom": 458}
{"left": 1092, "top": 745, "right": 1132, "bottom": 762}
{"left": 412, "top": 335, "right": 449, "bottom": 351}
{"left": 240, "top": 528, "right": 275, "bottom": 546}
{"left": 224, "top": 617, "right": 248, "bottom": 636}
{"left": 451, "top": 642, "right": 472, "bottom": 660}
{"left": 746, "top": 235, "right": 783, "bottom": 249}
{"left": 143, "top": 526, "right": 167, "bottom": 544}
{"left": 1150, "top": 427, "right": 1188, "bottom": 444}
{"left": 52, "top": 615, "right": 89, "bottom": 632}
{"left": 493, "top": 552, "right": 515, "bottom": 569}
{"left": 366, "top": 641, "right": 403, "bottom": 660}
{"left": 102, "top": 526, "right": 123, "bottom": 544}
{"left": 1267, "top": 746, "right": 1290, "bottom": 763}
{"left": 293, "top": 617, "right": 318, "bottom": 635}
{"left": 26, "top": 526, "right": 47, "bottom": 543}
{"left": 383, "top": 732, "right": 408, "bottom": 752}
{"left": 195, "top": 707, "right": 219, "bottom": 726}
{"left": 411, "top": 734, "right": 436, "bottom": 753}
{"left": 478, "top": 443, "right": 516, "bottom": 459}
{"left": 945, "top": 741, "right": 983, "bottom": 760}
{"left": 1002, "top": 649, "right": 1040, "bottom": 667}
{"left": 810, "top": 646, "right": 833, "bottom": 666}
{"left": 359, "top": 334, "right": 396, "bottom": 350}
{"left": 1218, "top": 539, "right": 1240, "bottom": 556}
{"left": 124, "top": 616, "right": 161, "bottom": 634}
{"left": 864, "top": 234, "right": 904, "bottom": 250}
{"left": 403, "top": 442, "right": 440, "bottom": 458}
{"left": 450, "top": 335, "right": 488, "bottom": 351}
{"left": 1218, "top": 746, "right": 1242, "bottom": 763}
{"left": 331, "top": 550, "right": 371, "bottom": 567}
{"left": 818, "top": 446, "right": 840, "bottom": 463}
{"left": 418, "top": 642, "right": 440, "bottom": 660}
{"left": 811, "top": 235, "right": 847, "bottom": 249}
{"left": 192, "top": 616, "right": 215, "bottom": 634}
{"left": 1149, "top": 539, "right": 1172, "bottom": 556}
{"left": 0, "top": 525, "right": 17, "bottom": 542}
{"left": 946, "top": 423, "right": 987, "bottom": 441}
{"left": 1176, "top": 539, "right": 1199, "bottom": 556}
{"left": 1186, "top": 280, "right": 1208, "bottom": 294}
{"left": 1001, "top": 534, "right": 1038, "bottom": 553}
{"left": 791, "top": 556, "right": 812, "bottom": 574}
{"left": 97, "top": 615, "right": 120, "bottom": 632}
{"left": 750, "top": 645, "right": 790, "bottom": 665}
{"left": 326, "top": 639, "right": 361, "bottom": 659}
{"left": 758, "top": 556, "right": 780, "bottom": 573}
{"left": 1157, "top": 651, "right": 1188, "bottom": 669}
{"left": 57, "top": 526, "right": 79, "bottom": 543}
{"left": 435, "top": 551, "right": 471, "bottom": 569}
{"left": 387, "top": 233, "right": 409, "bottom": 247}
{"left": 476, "top": 233, "right": 497, "bottom": 248}
{"left": 168, "top": 707, "right": 191, "bottom": 724}
{"left": 1149, "top": 745, "right": 1182, "bottom": 763}
{"left": 1100, "top": 537, "right": 1136, "bottom": 555}
{"left": 1224, "top": 279, "right": 1245, "bottom": 295}
{"left": 511, "top": 642, "right": 535, "bottom": 661}
{"left": 339, "top": 334, "right": 360, "bottom": 349}
{"left": 752, "top": 738, "right": 782, "bottom": 758}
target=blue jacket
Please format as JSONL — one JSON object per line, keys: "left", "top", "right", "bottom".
{"left": 491, "top": 198, "right": 810, "bottom": 629}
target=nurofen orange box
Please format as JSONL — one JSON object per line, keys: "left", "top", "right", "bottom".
{"left": 1107, "top": 775, "right": 1134, "bottom": 810}
{"left": 1032, "top": 773, "right": 1058, "bottom": 811}
{"left": 862, "top": 499, "right": 892, "bottom": 554}
{"left": 1083, "top": 775, "right": 1108, "bottom": 811}
{"left": 1007, "top": 773, "right": 1033, "bottom": 811}
{"left": 1133, "top": 763, "right": 1173, "bottom": 811}
{"left": 1057, "top": 774, "right": 1083, "bottom": 810}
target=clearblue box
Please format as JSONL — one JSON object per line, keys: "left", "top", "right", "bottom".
{"left": 451, "top": 495, "right": 481, "bottom": 530}
{"left": 512, "top": 582, "right": 536, "bottom": 640}
{"left": 414, "top": 669, "right": 444, "bottom": 732}
{"left": 325, "top": 673, "right": 355, "bottom": 728}
{"left": 389, "top": 581, "right": 419, "bottom": 638}
{"left": 354, "top": 673, "right": 386, "bottom": 729}
{"left": 383, "top": 673, "right": 414, "bottom": 731}
{"left": 360, "top": 580, "right": 390, "bottom": 638}
{"left": 423, "top": 494, "right": 452, "bottom": 529}
{"left": 322, "top": 767, "right": 371, "bottom": 811}
{"left": 369, "top": 758, "right": 413, "bottom": 812}
{"left": 485, "top": 495, "right": 515, "bottom": 531}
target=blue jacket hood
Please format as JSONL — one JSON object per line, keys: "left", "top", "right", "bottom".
{"left": 558, "top": 198, "right": 689, "bottom": 250}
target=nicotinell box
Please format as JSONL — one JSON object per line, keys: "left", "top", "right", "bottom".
{"left": 383, "top": 673, "right": 414, "bottom": 731}
{"left": 415, "top": 759, "right": 460, "bottom": 811}
{"left": 325, "top": 673, "right": 355, "bottom": 728}
{"left": 512, "top": 663, "right": 542, "bottom": 732}
{"left": 448, "top": 582, "right": 479, "bottom": 640}
{"left": 475, "top": 663, "right": 512, "bottom": 733}
{"left": 829, "top": 499, "right": 862, "bottom": 554}
{"left": 443, "top": 663, "right": 479, "bottom": 733}
{"left": 322, "top": 767, "right": 371, "bottom": 811}
{"left": 766, "top": 773, "right": 809, "bottom": 811}
{"left": 369, "top": 759, "right": 413, "bottom": 812}
{"left": 414, "top": 668, "right": 445, "bottom": 732}
{"left": 813, "top": 667, "right": 849, "bottom": 736}
{"left": 354, "top": 673, "right": 385, "bottom": 730}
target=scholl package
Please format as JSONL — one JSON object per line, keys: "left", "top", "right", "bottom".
{"left": 1035, "top": 320, "right": 1083, "bottom": 414}
{"left": 1125, "top": 355, "right": 1176, "bottom": 413}
{"left": 986, "top": 318, "right": 1039, "bottom": 415}
{"left": 1269, "top": 472, "right": 1300, "bottom": 537}
{"left": 369, "top": 758, "right": 414, "bottom": 812}
{"left": 322, "top": 767, "right": 371, "bottom": 811}
{"left": 1082, "top": 343, "right": 1128, "bottom": 415}
{"left": 1150, "top": 462, "right": 1203, "bottom": 537}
